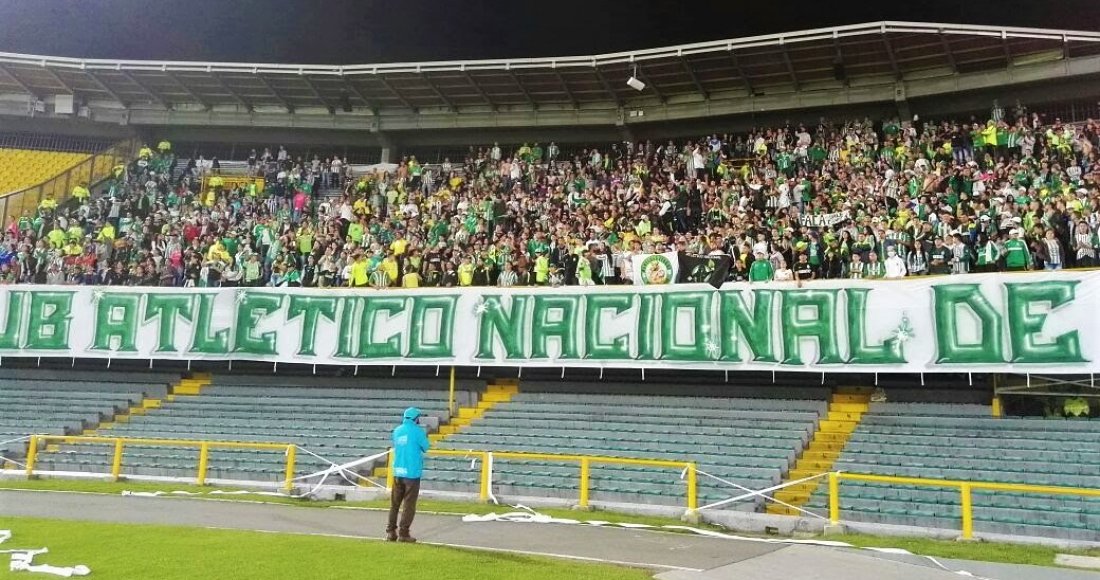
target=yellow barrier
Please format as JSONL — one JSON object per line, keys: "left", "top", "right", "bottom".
{"left": 387, "top": 448, "right": 697, "bottom": 512}
{"left": 201, "top": 176, "right": 265, "bottom": 193}
{"left": 828, "top": 472, "right": 1100, "bottom": 539}
{"left": 24, "top": 435, "right": 297, "bottom": 493}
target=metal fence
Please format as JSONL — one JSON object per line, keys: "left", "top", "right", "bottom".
{"left": 0, "top": 138, "right": 139, "bottom": 228}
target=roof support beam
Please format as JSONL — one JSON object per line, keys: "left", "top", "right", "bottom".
{"left": 728, "top": 50, "right": 753, "bottom": 96}
{"left": 208, "top": 73, "right": 250, "bottom": 110}
{"left": 1000, "top": 33, "right": 1013, "bottom": 64}
{"left": 120, "top": 70, "right": 169, "bottom": 109}
{"left": 882, "top": 36, "right": 902, "bottom": 81}
{"left": 0, "top": 64, "right": 39, "bottom": 100}
{"left": 939, "top": 33, "right": 958, "bottom": 73}
{"left": 41, "top": 67, "right": 75, "bottom": 95}
{"left": 300, "top": 74, "right": 336, "bottom": 113}
{"left": 84, "top": 71, "right": 129, "bottom": 107}
{"left": 377, "top": 75, "right": 417, "bottom": 111}
{"left": 256, "top": 74, "right": 294, "bottom": 113}
{"left": 552, "top": 68, "right": 578, "bottom": 109}
{"left": 780, "top": 44, "right": 799, "bottom": 90}
{"left": 679, "top": 56, "right": 708, "bottom": 99}
{"left": 592, "top": 65, "right": 622, "bottom": 107}
{"left": 340, "top": 77, "right": 377, "bottom": 114}
{"left": 422, "top": 73, "right": 457, "bottom": 111}
{"left": 463, "top": 71, "right": 494, "bottom": 108}
{"left": 508, "top": 69, "right": 537, "bottom": 109}
{"left": 166, "top": 72, "right": 211, "bottom": 110}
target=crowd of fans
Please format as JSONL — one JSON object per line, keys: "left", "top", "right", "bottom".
{"left": 5, "top": 102, "right": 1100, "bottom": 288}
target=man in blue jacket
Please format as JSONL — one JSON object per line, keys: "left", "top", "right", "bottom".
{"left": 387, "top": 407, "right": 431, "bottom": 542}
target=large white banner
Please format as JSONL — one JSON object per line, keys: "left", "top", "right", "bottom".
{"left": 0, "top": 272, "right": 1097, "bottom": 373}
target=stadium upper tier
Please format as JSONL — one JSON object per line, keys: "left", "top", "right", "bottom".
{"left": 1, "top": 22, "right": 1099, "bottom": 131}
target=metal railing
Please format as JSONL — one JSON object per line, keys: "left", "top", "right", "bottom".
{"left": 23, "top": 434, "right": 297, "bottom": 493}
{"left": 0, "top": 138, "right": 138, "bottom": 228}
{"left": 827, "top": 472, "right": 1100, "bottom": 539}
{"left": 391, "top": 448, "right": 698, "bottom": 512}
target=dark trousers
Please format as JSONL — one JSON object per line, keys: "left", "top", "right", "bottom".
{"left": 387, "top": 477, "right": 421, "bottom": 536}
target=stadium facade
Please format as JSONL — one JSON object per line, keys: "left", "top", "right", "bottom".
{"left": 0, "top": 21, "right": 1099, "bottom": 160}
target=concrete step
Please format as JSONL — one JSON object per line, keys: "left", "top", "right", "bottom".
{"left": 828, "top": 402, "right": 869, "bottom": 413}
{"left": 801, "top": 450, "right": 840, "bottom": 462}
{"left": 818, "top": 420, "right": 858, "bottom": 433}
{"left": 826, "top": 411, "right": 864, "bottom": 422}
{"left": 794, "top": 459, "right": 835, "bottom": 472}
{"left": 832, "top": 394, "right": 871, "bottom": 404}
{"left": 805, "top": 441, "right": 845, "bottom": 453}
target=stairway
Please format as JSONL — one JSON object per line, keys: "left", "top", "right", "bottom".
{"left": 766, "top": 387, "right": 871, "bottom": 515}
{"left": 371, "top": 379, "right": 518, "bottom": 479}
{"left": 81, "top": 373, "right": 211, "bottom": 439}
{"left": 430, "top": 379, "right": 518, "bottom": 443}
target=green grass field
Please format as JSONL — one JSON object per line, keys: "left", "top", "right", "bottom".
{"left": 0, "top": 517, "right": 651, "bottom": 580}
{"left": 2, "top": 478, "right": 1097, "bottom": 570}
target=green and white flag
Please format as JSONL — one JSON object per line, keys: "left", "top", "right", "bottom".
{"left": 631, "top": 252, "right": 680, "bottom": 286}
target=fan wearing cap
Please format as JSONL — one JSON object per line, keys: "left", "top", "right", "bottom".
{"left": 1003, "top": 229, "right": 1031, "bottom": 272}
{"left": 387, "top": 407, "right": 431, "bottom": 543}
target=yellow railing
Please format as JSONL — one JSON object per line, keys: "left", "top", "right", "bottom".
{"left": 389, "top": 448, "right": 697, "bottom": 512}
{"left": 24, "top": 435, "right": 297, "bottom": 493}
{"left": 828, "top": 472, "right": 1100, "bottom": 539}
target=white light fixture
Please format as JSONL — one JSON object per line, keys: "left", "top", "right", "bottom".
{"left": 626, "top": 64, "right": 646, "bottom": 92}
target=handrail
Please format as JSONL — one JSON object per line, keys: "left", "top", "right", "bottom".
{"left": 24, "top": 434, "right": 296, "bottom": 493}
{"left": 389, "top": 448, "right": 697, "bottom": 513}
{"left": 828, "top": 472, "right": 1100, "bottom": 539}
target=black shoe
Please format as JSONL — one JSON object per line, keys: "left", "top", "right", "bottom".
{"left": 385, "top": 532, "right": 397, "bottom": 542}
{"left": 397, "top": 536, "right": 417, "bottom": 544}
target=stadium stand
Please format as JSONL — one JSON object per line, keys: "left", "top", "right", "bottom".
{"left": 0, "top": 370, "right": 175, "bottom": 465}
{"left": 426, "top": 384, "right": 831, "bottom": 509}
{"left": 29, "top": 375, "right": 474, "bottom": 483}
{"left": 0, "top": 149, "right": 90, "bottom": 194}
{"left": 804, "top": 403, "right": 1100, "bottom": 540}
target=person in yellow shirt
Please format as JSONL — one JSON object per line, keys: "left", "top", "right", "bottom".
{"left": 457, "top": 257, "right": 475, "bottom": 287}
{"left": 349, "top": 253, "right": 370, "bottom": 288}
{"left": 157, "top": 139, "right": 171, "bottom": 153}
{"left": 39, "top": 194, "right": 57, "bottom": 213}
{"left": 401, "top": 266, "right": 421, "bottom": 288}
{"left": 98, "top": 222, "right": 116, "bottom": 242}
{"left": 138, "top": 144, "right": 153, "bottom": 159}
{"left": 981, "top": 121, "right": 998, "bottom": 153}
{"left": 71, "top": 182, "right": 90, "bottom": 203}
{"left": 380, "top": 252, "right": 399, "bottom": 283}
{"left": 46, "top": 226, "right": 66, "bottom": 249}
{"left": 390, "top": 231, "right": 408, "bottom": 256}
{"left": 206, "top": 240, "right": 231, "bottom": 264}
{"left": 204, "top": 190, "right": 217, "bottom": 207}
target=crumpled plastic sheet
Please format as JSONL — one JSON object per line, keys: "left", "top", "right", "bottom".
{"left": 0, "top": 530, "right": 91, "bottom": 577}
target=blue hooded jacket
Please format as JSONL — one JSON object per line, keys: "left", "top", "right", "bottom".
{"left": 392, "top": 407, "right": 430, "bottom": 479}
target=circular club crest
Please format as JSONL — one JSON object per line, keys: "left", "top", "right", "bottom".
{"left": 640, "top": 254, "right": 674, "bottom": 285}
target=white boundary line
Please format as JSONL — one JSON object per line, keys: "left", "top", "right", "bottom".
{"left": 200, "top": 526, "right": 704, "bottom": 572}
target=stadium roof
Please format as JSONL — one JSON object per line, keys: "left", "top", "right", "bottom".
{"left": 1, "top": 21, "right": 1098, "bottom": 115}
